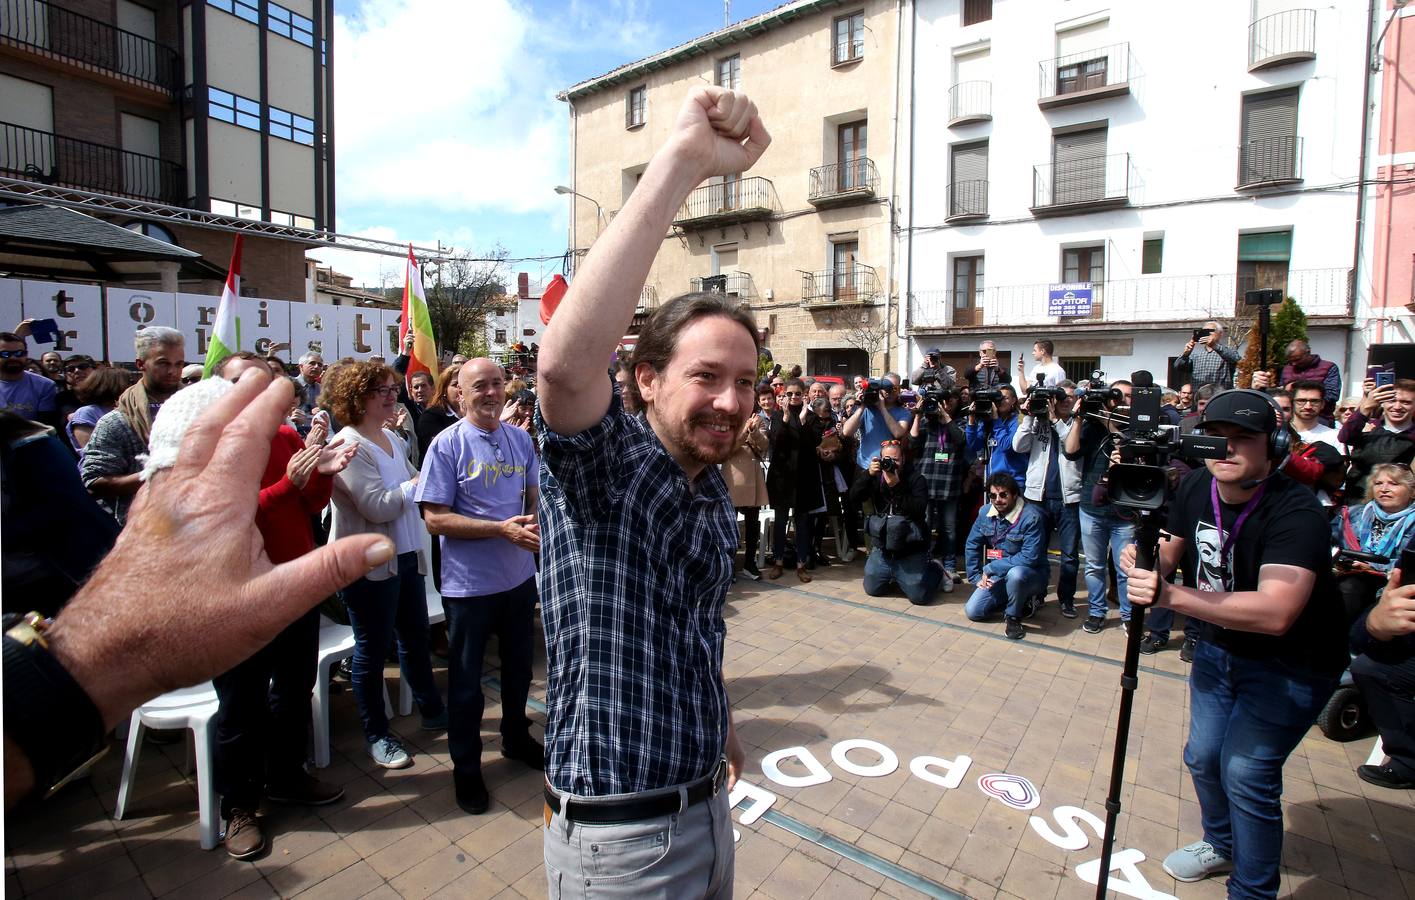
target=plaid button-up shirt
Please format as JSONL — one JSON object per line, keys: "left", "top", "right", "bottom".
{"left": 911, "top": 418, "right": 967, "bottom": 501}
{"left": 536, "top": 386, "right": 736, "bottom": 796}
{"left": 1175, "top": 342, "right": 1240, "bottom": 389}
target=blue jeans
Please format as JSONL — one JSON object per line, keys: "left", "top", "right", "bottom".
{"left": 1041, "top": 497, "right": 1080, "bottom": 604}
{"left": 444, "top": 577, "right": 537, "bottom": 774}
{"left": 1184, "top": 640, "right": 1336, "bottom": 900}
{"left": 964, "top": 566, "right": 1047, "bottom": 620}
{"left": 343, "top": 551, "right": 445, "bottom": 743}
{"left": 864, "top": 547, "right": 943, "bottom": 605}
{"left": 1079, "top": 506, "right": 1134, "bottom": 621}
{"left": 771, "top": 506, "right": 812, "bottom": 566}
{"left": 927, "top": 498, "right": 959, "bottom": 569}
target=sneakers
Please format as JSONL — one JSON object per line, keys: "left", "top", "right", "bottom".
{"left": 1059, "top": 599, "right": 1078, "bottom": 619}
{"left": 421, "top": 708, "right": 449, "bottom": 731}
{"left": 1004, "top": 616, "right": 1025, "bottom": 640}
{"left": 455, "top": 768, "right": 490, "bottom": 815}
{"left": 1180, "top": 635, "right": 1197, "bottom": 663}
{"left": 1082, "top": 615, "right": 1104, "bottom": 634}
{"left": 744, "top": 561, "right": 762, "bottom": 581}
{"left": 840, "top": 547, "right": 858, "bottom": 563}
{"left": 266, "top": 772, "right": 344, "bottom": 806}
{"left": 932, "top": 560, "right": 954, "bottom": 594}
{"left": 1139, "top": 633, "right": 1169, "bottom": 655}
{"left": 1022, "top": 596, "right": 1041, "bottom": 620}
{"left": 1162, "top": 841, "right": 1234, "bottom": 883}
{"left": 1357, "top": 764, "right": 1415, "bottom": 790}
{"left": 367, "top": 735, "right": 412, "bottom": 769}
{"left": 223, "top": 808, "right": 266, "bottom": 860}
{"left": 501, "top": 735, "right": 545, "bottom": 771}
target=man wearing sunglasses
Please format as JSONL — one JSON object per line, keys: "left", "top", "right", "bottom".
{"left": 963, "top": 472, "right": 1048, "bottom": 640}
{"left": 0, "top": 331, "right": 60, "bottom": 430}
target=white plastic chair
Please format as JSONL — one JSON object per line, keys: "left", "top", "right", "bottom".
{"left": 311, "top": 618, "right": 398, "bottom": 769}
{"left": 398, "top": 589, "right": 446, "bottom": 717}
{"left": 114, "top": 683, "right": 221, "bottom": 850}
{"left": 1367, "top": 736, "right": 1387, "bottom": 767}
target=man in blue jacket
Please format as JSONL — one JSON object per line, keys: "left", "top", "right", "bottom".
{"left": 964, "top": 472, "right": 1048, "bottom": 640}
{"left": 965, "top": 385, "right": 1027, "bottom": 483}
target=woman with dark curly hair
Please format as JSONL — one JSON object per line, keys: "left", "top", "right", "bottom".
{"left": 326, "top": 361, "right": 446, "bottom": 769}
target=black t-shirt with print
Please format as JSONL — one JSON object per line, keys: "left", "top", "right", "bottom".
{"left": 1165, "top": 467, "right": 1347, "bottom": 677}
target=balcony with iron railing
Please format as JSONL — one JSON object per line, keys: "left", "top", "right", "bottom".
{"left": 948, "top": 81, "right": 991, "bottom": 127}
{"left": 0, "top": 0, "right": 181, "bottom": 94}
{"left": 808, "top": 159, "right": 878, "bottom": 208}
{"left": 909, "top": 267, "right": 1353, "bottom": 330}
{"left": 0, "top": 120, "right": 185, "bottom": 204}
{"left": 801, "top": 263, "right": 879, "bottom": 306}
{"left": 946, "top": 179, "right": 988, "bottom": 223}
{"left": 1038, "top": 42, "right": 1131, "bottom": 109}
{"left": 1031, "top": 152, "right": 1133, "bottom": 217}
{"left": 673, "top": 176, "right": 777, "bottom": 228}
{"left": 635, "top": 284, "right": 658, "bottom": 313}
{"left": 1248, "top": 9, "right": 1317, "bottom": 72}
{"left": 691, "top": 272, "right": 755, "bottom": 302}
{"left": 1237, "top": 135, "right": 1303, "bottom": 190}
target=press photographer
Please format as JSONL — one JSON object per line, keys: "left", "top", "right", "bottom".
{"left": 964, "top": 384, "right": 1026, "bottom": 482}
{"left": 963, "top": 339, "right": 1011, "bottom": 393}
{"left": 849, "top": 440, "right": 943, "bottom": 606}
{"left": 842, "top": 373, "right": 910, "bottom": 474}
{"left": 1013, "top": 379, "right": 1081, "bottom": 616}
{"left": 1173, "top": 320, "right": 1239, "bottom": 390}
{"left": 909, "top": 384, "right": 966, "bottom": 589}
{"left": 909, "top": 347, "right": 956, "bottom": 389}
{"left": 1119, "top": 389, "right": 1347, "bottom": 897}
{"left": 1062, "top": 374, "right": 1133, "bottom": 630}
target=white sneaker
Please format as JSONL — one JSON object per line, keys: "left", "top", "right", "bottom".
{"left": 1162, "top": 841, "right": 1233, "bottom": 883}
{"left": 841, "top": 547, "right": 858, "bottom": 563}
{"left": 938, "top": 564, "right": 954, "bottom": 594}
{"left": 367, "top": 735, "right": 412, "bottom": 769}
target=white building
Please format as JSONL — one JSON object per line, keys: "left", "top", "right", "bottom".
{"left": 899, "top": 0, "right": 1367, "bottom": 386}
{"left": 486, "top": 272, "right": 547, "bottom": 360}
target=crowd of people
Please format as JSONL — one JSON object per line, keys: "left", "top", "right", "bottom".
{"left": 2, "top": 86, "right": 1413, "bottom": 900}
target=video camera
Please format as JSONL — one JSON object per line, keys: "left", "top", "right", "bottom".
{"left": 970, "top": 388, "right": 1003, "bottom": 418}
{"left": 1077, "top": 370, "right": 1124, "bottom": 416}
{"left": 1192, "top": 327, "right": 1215, "bottom": 342}
{"left": 917, "top": 384, "right": 950, "bottom": 417}
{"left": 1106, "top": 374, "right": 1228, "bottom": 512}
{"left": 860, "top": 378, "right": 888, "bottom": 407}
{"left": 1025, "top": 374, "right": 1064, "bottom": 419}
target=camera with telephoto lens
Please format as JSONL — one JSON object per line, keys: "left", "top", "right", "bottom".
{"left": 1192, "top": 327, "right": 1215, "bottom": 342}
{"left": 879, "top": 455, "right": 898, "bottom": 474}
{"left": 917, "top": 385, "right": 947, "bottom": 417}
{"left": 860, "top": 378, "right": 887, "bottom": 407}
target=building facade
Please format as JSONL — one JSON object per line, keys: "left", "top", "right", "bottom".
{"left": 559, "top": 0, "right": 902, "bottom": 378}
{"left": 0, "top": 0, "right": 335, "bottom": 302}
{"left": 901, "top": 0, "right": 1367, "bottom": 384}
{"left": 1367, "top": 0, "right": 1415, "bottom": 353}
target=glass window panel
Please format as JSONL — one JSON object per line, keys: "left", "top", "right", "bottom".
{"left": 236, "top": 96, "right": 260, "bottom": 114}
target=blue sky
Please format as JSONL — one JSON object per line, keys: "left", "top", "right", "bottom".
{"left": 317, "top": 0, "right": 788, "bottom": 288}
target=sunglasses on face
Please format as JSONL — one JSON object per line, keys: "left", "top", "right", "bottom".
{"left": 0, "top": 349, "right": 27, "bottom": 359}
{"left": 988, "top": 491, "right": 1013, "bottom": 500}
{"left": 65, "top": 363, "right": 93, "bottom": 373}
{"left": 784, "top": 391, "right": 804, "bottom": 398}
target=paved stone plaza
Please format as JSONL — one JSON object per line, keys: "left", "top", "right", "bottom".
{"left": 5, "top": 560, "right": 1412, "bottom": 899}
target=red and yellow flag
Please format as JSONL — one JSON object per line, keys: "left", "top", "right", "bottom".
{"left": 401, "top": 245, "right": 438, "bottom": 386}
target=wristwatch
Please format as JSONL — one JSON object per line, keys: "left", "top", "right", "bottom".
{"left": 3, "top": 612, "right": 109, "bottom": 798}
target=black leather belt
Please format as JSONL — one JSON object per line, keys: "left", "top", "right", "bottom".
{"left": 544, "top": 761, "right": 726, "bottom": 825}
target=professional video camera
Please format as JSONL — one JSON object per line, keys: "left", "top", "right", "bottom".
{"left": 1077, "top": 370, "right": 1124, "bottom": 416}
{"left": 860, "top": 378, "right": 887, "bottom": 407}
{"left": 970, "top": 388, "right": 1003, "bottom": 418}
{"left": 1025, "top": 374, "right": 1064, "bottom": 418}
{"left": 917, "top": 384, "right": 949, "bottom": 417}
{"left": 1106, "top": 373, "right": 1228, "bottom": 511}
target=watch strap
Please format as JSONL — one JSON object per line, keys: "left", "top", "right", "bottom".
{"left": 3, "top": 614, "right": 109, "bottom": 796}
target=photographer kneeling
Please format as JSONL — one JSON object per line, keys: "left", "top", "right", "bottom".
{"left": 963, "top": 472, "right": 1047, "bottom": 639}
{"left": 1119, "top": 390, "right": 1346, "bottom": 898}
{"left": 849, "top": 440, "right": 942, "bottom": 606}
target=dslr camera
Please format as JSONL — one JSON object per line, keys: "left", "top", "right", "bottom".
{"left": 860, "top": 378, "right": 888, "bottom": 407}
{"left": 1192, "top": 327, "right": 1215, "bottom": 342}
{"left": 879, "top": 455, "right": 898, "bottom": 474}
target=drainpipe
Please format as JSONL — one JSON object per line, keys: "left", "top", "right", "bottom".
{"left": 885, "top": 0, "right": 906, "bottom": 376}
{"left": 1347, "top": 0, "right": 1378, "bottom": 380}
{"left": 900, "top": 0, "right": 918, "bottom": 375}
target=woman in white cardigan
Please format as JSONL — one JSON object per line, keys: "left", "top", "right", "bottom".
{"left": 326, "top": 362, "right": 446, "bottom": 769}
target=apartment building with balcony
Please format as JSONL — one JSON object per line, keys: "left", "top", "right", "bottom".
{"left": 901, "top": 0, "right": 1368, "bottom": 384}
{"left": 1367, "top": 0, "right": 1415, "bottom": 350}
{"left": 558, "top": 0, "right": 901, "bottom": 377}
{"left": 0, "top": 0, "right": 334, "bottom": 301}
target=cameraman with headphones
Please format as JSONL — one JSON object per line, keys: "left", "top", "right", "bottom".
{"left": 1119, "top": 390, "right": 1346, "bottom": 898}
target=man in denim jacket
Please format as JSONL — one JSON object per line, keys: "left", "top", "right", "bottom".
{"left": 964, "top": 471, "right": 1048, "bottom": 639}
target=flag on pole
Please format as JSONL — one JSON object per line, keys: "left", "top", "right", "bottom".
{"left": 400, "top": 245, "right": 438, "bottom": 387}
{"left": 539, "top": 273, "right": 567, "bottom": 325}
{"left": 202, "top": 234, "right": 242, "bottom": 379}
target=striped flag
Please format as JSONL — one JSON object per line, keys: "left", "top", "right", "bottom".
{"left": 400, "top": 245, "right": 438, "bottom": 386}
{"left": 202, "top": 234, "right": 242, "bottom": 379}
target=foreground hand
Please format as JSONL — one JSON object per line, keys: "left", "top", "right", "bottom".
{"left": 305, "top": 417, "right": 328, "bottom": 447}
{"left": 1251, "top": 370, "right": 1273, "bottom": 390}
{"left": 503, "top": 514, "right": 541, "bottom": 552}
{"left": 1119, "top": 545, "right": 1160, "bottom": 607}
{"left": 1368, "top": 568, "right": 1415, "bottom": 640}
{"left": 670, "top": 86, "right": 771, "bottom": 182}
{"left": 316, "top": 437, "right": 356, "bottom": 475}
{"left": 285, "top": 445, "right": 320, "bottom": 489}
{"left": 46, "top": 369, "right": 395, "bottom": 731}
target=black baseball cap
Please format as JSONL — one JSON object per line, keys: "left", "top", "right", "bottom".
{"left": 1199, "top": 389, "right": 1276, "bottom": 434}
{"left": 927, "top": 347, "right": 942, "bottom": 356}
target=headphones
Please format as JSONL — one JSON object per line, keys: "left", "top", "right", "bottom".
{"left": 1197, "top": 387, "right": 1290, "bottom": 461}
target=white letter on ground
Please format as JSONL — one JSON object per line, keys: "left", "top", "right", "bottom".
{"left": 909, "top": 754, "right": 972, "bottom": 791}
{"left": 761, "top": 747, "right": 833, "bottom": 788}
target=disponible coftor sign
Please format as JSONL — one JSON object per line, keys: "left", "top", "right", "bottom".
{"left": 1048, "top": 282, "right": 1093, "bottom": 317}
{"left": 0, "top": 277, "right": 404, "bottom": 363}
{"left": 729, "top": 739, "right": 1175, "bottom": 900}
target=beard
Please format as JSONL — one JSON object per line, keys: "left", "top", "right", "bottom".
{"left": 660, "top": 409, "right": 744, "bottom": 467}
{"left": 1, "top": 361, "right": 24, "bottom": 377}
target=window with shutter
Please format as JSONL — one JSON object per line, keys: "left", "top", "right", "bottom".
{"left": 1052, "top": 128, "right": 1107, "bottom": 205}
{"left": 963, "top": 0, "right": 991, "bottom": 26}
{"left": 949, "top": 141, "right": 989, "bottom": 217}
{"left": 1240, "top": 88, "right": 1299, "bottom": 185}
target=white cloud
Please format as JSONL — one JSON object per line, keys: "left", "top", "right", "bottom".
{"left": 333, "top": 0, "right": 570, "bottom": 218}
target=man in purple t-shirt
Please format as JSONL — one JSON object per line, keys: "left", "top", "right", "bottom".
{"left": 416, "top": 358, "right": 542, "bottom": 815}
{"left": 0, "top": 332, "right": 59, "bottom": 430}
